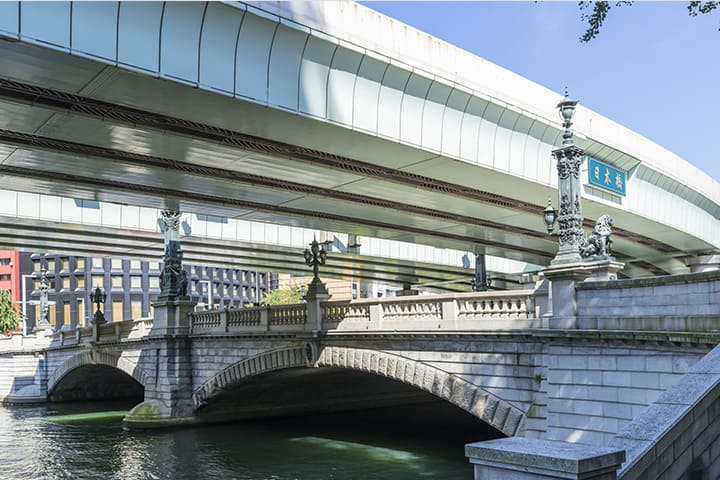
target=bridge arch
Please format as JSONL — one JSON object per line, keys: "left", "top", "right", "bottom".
{"left": 192, "top": 345, "right": 524, "bottom": 437}
{"left": 47, "top": 350, "right": 150, "bottom": 395}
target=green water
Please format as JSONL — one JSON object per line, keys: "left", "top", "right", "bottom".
{"left": 0, "top": 401, "right": 488, "bottom": 479}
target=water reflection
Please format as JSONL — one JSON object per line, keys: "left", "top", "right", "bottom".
{"left": 0, "top": 401, "right": 486, "bottom": 479}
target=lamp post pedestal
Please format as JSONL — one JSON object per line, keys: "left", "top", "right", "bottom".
{"left": 541, "top": 258, "right": 625, "bottom": 329}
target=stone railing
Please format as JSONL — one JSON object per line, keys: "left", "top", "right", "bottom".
{"left": 321, "top": 290, "right": 538, "bottom": 332}
{"left": 189, "top": 304, "right": 309, "bottom": 334}
{"left": 44, "top": 318, "right": 155, "bottom": 348}
{"left": 190, "top": 291, "right": 538, "bottom": 335}
{"left": 0, "top": 330, "right": 53, "bottom": 353}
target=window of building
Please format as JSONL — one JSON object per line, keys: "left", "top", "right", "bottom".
{"left": 0, "top": 274, "right": 10, "bottom": 281}
{"left": 149, "top": 277, "right": 160, "bottom": 289}
{"left": 62, "top": 259, "right": 70, "bottom": 271}
{"left": 111, "top": 259, "right": 122, "bottom": 270}
{"left": 131, "top": 300, "right": 142, "bottom": 320}
{"left": 111, "top": 276, "right": 123, "bottom": 288}
{"left": 63, "top": 302, "right": 71, "bottom": 326}
{"left": 130, "top": 276, "right": 142, "bottom": 289}
{"left": 76, "top": 276, "right": 85, "bottom": 289}
{"left": 92, "top": 258, "right": 103, "bottom": 268}
{"left": 0, "top": 258, "right": 10, "bottom": 266}
{"left": 91, "top": 275, "right": 104, "bottom": 288}
{"left": 60, "top": 277, "right": 70, "bottom": 290}
{"left": 112, "top": 300, "right": 123, "bottom": 322}
{"left": 130, "top": 260, "right": 141, "bottom": 270}
{"left": 76, "top": 258, "right": 85, "bottom": 270}
{"left": 49, "top": 304, "right": 56, "bottom": 325}
{"left": 33, "top": 260, "right": 41, "bottom": 272}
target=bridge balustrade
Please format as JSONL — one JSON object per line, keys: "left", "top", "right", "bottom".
{"left": 187, "top": 290, "right": 538, "bottom": 335}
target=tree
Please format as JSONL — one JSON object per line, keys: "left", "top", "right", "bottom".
{"left": 0, "top": 289, "right": 20, "bottom": 335}
{"left": 579, "top": 1, "right": 719, "bottom": 43}
{"left": 261, "top": 284, "right": 305, "bottom": 306}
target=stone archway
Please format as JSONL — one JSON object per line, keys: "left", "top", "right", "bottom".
{"left": 47, "top": 350, "right": 150, "bottom": 395}
{"left": 192, "top": 344, "right": 524, "bottom": 437}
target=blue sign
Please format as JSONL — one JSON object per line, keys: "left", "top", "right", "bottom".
{"left": 587, "top": 157, "right": 626, "bottom": 196}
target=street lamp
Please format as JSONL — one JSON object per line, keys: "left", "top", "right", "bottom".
{"left": 35, "top": 267, "right": 52, "bottom": 331}
{"left": 545, "top": 88, "right": 586, "bottom": 265}
{"left": 90, "top": 285, "right": 107, "bottom": 325}
{"left": 543, "top": 197, "right": 558, "bottom": 235}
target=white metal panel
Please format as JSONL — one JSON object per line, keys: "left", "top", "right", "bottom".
{"left": 268, "top": 24, "right": 307, "bottom": 111}
{"left": 0, "top": 190, "right": 16, "bottom": 216}
{"left": 71, "top": 2, "right": 118, "bottom": 61}
{"left": 0, "top": 2, "right": 19, "bottom": 36}
{"left": 538, "top": 127, "right": 560, "bottom": 186}
{"left": 81, "top": 201, "right": 102, "bottom": 225}
{"left": 510, "top": 114, "right": 534, "bottom": 177}
{"left": 353, "top": 55, "right": 386, "bottom": 133}
{"left": 38, "top": 195, "right": 60, "bottom": 222}
{"left": 459, "top": 96, "right": 487, "bottom": 163}
{"left": 121, "top": 205, "right": 140, "bottom": 229}
{"left": 422, "top": 81, "right": 452, "bottom": 152}
{"left": 400, "top": 73, "right": 431, "bottom": 146}
{"left": 20, "top": 2, "right": 70, "bottom": 48}
{"left": 494, "top": 109, "right": 518, "bottom": 173}
{"left": 524, "top": 121, "right": 548, "bottom": 182}
{"left": 60, "top": 197, "right": 81, "bottom": 223}
{"left": 299, "top": 35, "right": 335, "bottom": 118}
{"left": 138, "top": 207, "right": 158, "bottom": 231}
{"left": 205, "top": 217, "right": 222, "bottom": 238}
{"left": 17, "top": 191, "right": 39, "bottom": 218}
{"left": 102, "top": 202, "right": 122, "bottom": 228}
{"left": 199, "top": 3, "right": 244, "bottom": 94}
{"left": 477, "top": 103, "right": 503, "bottom": 168}
{"left": 221, "top": 219, "right": 237, "bottom": 241}
{"left": 237, "top": 220, "right": 252, "bottom": 242}
{"left": 235, "top": 11, "right": 276, "bottom": 102}
{"left": 327, "top": 46, "right": 362, "bottom": 125}
{"left": 117, "top": 2, "right": 163, "bottom": 72}
{"left": 442, "top": 89, "right": 471, "bottom": 158}
{"left": 160, "top": 2, "right": 205, "bottom": 83}
{"left": 377, "top": 64, "right": 410, "bottom": 140}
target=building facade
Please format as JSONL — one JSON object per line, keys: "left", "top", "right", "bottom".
{"left": 25, "top": 253, "right": 269, "bottom": 331}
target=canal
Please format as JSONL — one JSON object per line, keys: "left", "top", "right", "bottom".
{"left": 0, "top": 400, "right": 499, "bottom": 479}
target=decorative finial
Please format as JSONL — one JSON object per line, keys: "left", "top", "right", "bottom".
{"left": 557, "top": 88, "right": 578, "bottom": 146}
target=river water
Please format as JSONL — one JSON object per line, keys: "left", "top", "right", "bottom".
{"left": 0, "top": 400, "right": 495, "bottom": 479}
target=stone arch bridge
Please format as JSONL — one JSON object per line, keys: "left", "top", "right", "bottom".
{"left": 3, "top": 270, "right": 720, "bottom": 479}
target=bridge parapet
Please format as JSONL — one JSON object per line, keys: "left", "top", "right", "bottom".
{"left": 189, "top": 290, "right": 539, "bottom": 335}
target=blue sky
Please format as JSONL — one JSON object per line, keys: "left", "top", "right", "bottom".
{"left": 362, "top": 2, "right": 720, "bottom": 183}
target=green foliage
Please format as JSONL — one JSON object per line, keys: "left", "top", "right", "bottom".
{"left": 579, "top": 1, "right": 718, "bottom": 43}
{"left": 579, "top": 1, "right": 633, "bottom": 43}
{"left": 261, "top": 284, "right": 305, "bottom": 306}
{"left": 0, "top": 289, "right": 20, "bottom": 335}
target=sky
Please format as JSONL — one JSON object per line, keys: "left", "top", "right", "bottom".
{"left": 362, "top": 1, "right": 720, "bottom": 183}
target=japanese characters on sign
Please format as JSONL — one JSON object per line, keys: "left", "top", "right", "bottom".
{"left": 587, "top": 157, "right": 626, "bottom": 196}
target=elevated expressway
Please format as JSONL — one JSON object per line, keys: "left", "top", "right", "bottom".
{"left": 0, "top": 1, "right": 718, "bottom": 279}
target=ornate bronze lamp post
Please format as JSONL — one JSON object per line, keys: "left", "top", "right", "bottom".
{"left": 90, "top": 285, "right": 107, "bottom": 325}
{"left": 159, "top": 210, "right": 188, "bottom": 299}
{"left": 35, "top": 267, "right": 52, "bottom": 330}
{"left": 303, "top": 238, "right": 328, "bottom": 296}
{"left": 544, "top": 89, "right": 586, "bottom": 265}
